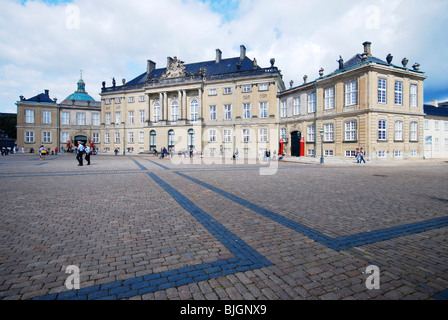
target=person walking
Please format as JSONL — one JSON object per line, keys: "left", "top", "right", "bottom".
{"left": 355, "top": 148, "right": 360, "bottom": 163}
{"left": 359, "top": 148, "right": 366, "bottom": 164}
{"left": 85, "top": 144, "right": 91, "bottom": 165}
{"left": 76, "top": 141, "right": 84, "bottom": 166}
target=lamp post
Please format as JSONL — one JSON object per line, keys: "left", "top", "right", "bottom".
{"left": 319, "top": 128, "right": 324, "bottom": 164}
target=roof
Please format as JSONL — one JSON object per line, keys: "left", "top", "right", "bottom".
{"left": 424, "top": 104, "right": 448, "bottom": 117}
{"left": 125, "top": 56, "right": 262, "bottom": 87}
{"left": 62, "top": 77, "right": 96, "bottom": 102}
{"left": 23, "top": 92, "right": 55, "bottom": 104}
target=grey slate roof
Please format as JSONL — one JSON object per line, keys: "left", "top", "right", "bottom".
{"left": 424, "top": 104, "right": 448, "bottom": 117}
{"left": 24, "top": 92, "right": 55, "bottom": 104}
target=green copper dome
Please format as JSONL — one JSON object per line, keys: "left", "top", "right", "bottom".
{"left": 65, "top": 77, "right": 96, "bottom": 102}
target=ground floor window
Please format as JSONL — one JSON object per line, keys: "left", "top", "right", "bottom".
{"left": 324, "top": 150, "right": 334, "bottom": 156}
{"left": 345, "top": 150, "right": 356, "bottom": 157}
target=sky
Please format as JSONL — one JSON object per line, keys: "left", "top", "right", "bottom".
{"left": 0, "top": 0, "right": 447, "bottom": 114}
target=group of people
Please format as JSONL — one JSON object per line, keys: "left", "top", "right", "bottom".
{"left": 355, "top": 148, "right": 366, "bottom": 164}
{"left": 75, "top": 141, "right": 92, "bottom": 166}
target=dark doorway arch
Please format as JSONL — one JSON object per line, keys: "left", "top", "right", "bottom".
{"left": 290, "top": 131, "right": 301, "bottom": 157}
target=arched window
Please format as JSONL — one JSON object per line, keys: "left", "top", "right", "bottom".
{"left": 171, "top": 101, "right": 179, "bottom": 122}
{"left": 150, "top": 130, "right": 156, "bottom": 150}
{"left": 190, "top": 99, "right": 198, "bottom": 121}
{"left": 153, "top": 102, "right": 160, "bottom": 122}
{"left": 168, "top": 130, "right": 175, "bottom": 148}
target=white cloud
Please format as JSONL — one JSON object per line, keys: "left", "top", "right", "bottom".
{"left": 0, "top": 0, "right": 447, "bottom": 113}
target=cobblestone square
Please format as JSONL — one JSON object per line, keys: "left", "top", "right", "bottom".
{"left": 0, "top": 154, "right": 447, "bottom": 300}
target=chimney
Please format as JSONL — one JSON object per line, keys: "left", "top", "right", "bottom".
{"left": 45, "top": 89, "right": 49, "bottom": 97}
{"left": 216, "top": 49, "right": 222, "bottom": 63}
{"left": 363, "top": 41, "right": 372, "bottom": 57}
{"left": 240, "top": 45, "right": 246, "bottom": 60}
{"left": 147, "top": 60, "right": 156, "bottom": 74}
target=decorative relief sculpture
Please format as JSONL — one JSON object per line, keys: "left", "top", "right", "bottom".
{"left": 161, "top": 57, "right": 187, "bottom": 79}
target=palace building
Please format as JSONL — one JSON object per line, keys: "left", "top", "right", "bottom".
{"left": 16, "top": 42, "right": 430, "bottom": 161}
{"left": 99, "top": 45, "right": 285, "bottom": 157}
{"left": 278, "top": 42, "right": 427, "bottom": 160}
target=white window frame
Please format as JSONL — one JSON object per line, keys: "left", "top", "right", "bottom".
{"left": 208, "top": 89, "right": 217, "bottom": 96}
{"left": 92, "top": 113, "right": 100, "bottom": 126}
{"left": 260, "top": 102, "right": 268, "bottom": 119}
{"left": 395, "top": 81, "right": 403, "bottom": 105}
{"left": 242, "top": 128, "right": 250, "bottom": 143}
{"left": 139, "top": 131, "right": 144, "bottom": 143}
{"left": 61, "top": 132, "right": 69, "bottom": 144}
{"left": 324, "top": 87, "right": 335, "bottom": 110}
{"left": 128, "top": 96, "right": 135, "bottom": 103}
{"left": 281, "top": 101, "right": 287, "bottom": 118}
{"left": 345, "top": 121, "right": 357, "bottom": 142}
{"left": 190, "top": 100, "right": 199, "bottom": 121}
{"left": 128, "top": 131, "right": 134, "bottom": 144}
{"left": 105, "top": 112, "right": 111, "bottom": 125}
{"left": 308, "top": 93, "right": 316, "bottom": 113}
{"left": 242, "top": 85, "right": 251, "bottom": 93}
{"left": 223, "top": 129, "right": 232, "bottom": 143}
{"left": 171, "top": 101, "right": 179, "bottom": 122}
{"left": 104, "top": 132, "right": 110, "bottom": 144}
{"left": 243, "top": 103, "right": 251, "bottom": 119}
{"left": 25, "top": 109, "right": 34, "bottom": 123}
{"left": 25, "top": 131, "right": 34, "bottom": 143}
{"left": 410, "top": 84, "right": 418, "bottom": 107}
{"left": 224, "top": 104, "right": 232, "bottom": 120}
{"left": 258, "top": 128, "right": 268, "bottom": 143}
{"left": 293, "top": 97, "right": 300, "bottom": 115}
{"left": 258, "top": 83, "right": 269, "bottom": 91}
{"left": 378, "top": 119, "right": 387, "bottom": 141}
{"left": 128, "top": 111, "right": 134, "bottom": 125}
{"left": 114, "top": 132, "right": 120, "bottom": 143}
{"left": 208, "top": 129, "right": 217, "bottom": 143}
{"left": 410, "top": 121, "right": 418, "bottom": 141}
{"left": 395, "top": 120, "right": 403, "bottom": 141}
{"left": 61, "top": 112, "right": 70, "bottom": 125}
{"left": 92, "top": 132, "right": 100, "bottom": 144}
{"left": 209, "top": 105, "right": 217, "bottom": 121}
{"left": 324, "top": 123, "right": 334, "bottom": 142}
{"left": 307, "top": 125, "right": 315, "bottom": 142}
{"left": 223, "top": 87, "right": 232, "bottom": 95}
{"left": 378, "top": 78, "right": 387, "bottom": 104}
{"left": 153, "top": 102, "right": 160, "bottom": 122}
{"left": 42, "top": 131, "right": 51, "bottom": 143}
{"left": 345, "top": 81, "right": 358, "bottom": 106}
{"left": 139, "top": 110, "right": 145, "bottom": 124}
{"left": 43, "top": 110, "right": 51, "bottom": 124}
{"left": 77, "top": 112, "right": 86, "bottom": 125}
{"left": 115, "top": 112, "right": 121, "bottom": 125}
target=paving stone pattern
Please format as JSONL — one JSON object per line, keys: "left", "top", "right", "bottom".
{"left": 0, "top": 154, "right": 447, "bottom": 300}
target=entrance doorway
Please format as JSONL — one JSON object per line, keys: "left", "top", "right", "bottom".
{"left": 74, "top": 135, "right": 87, "bottom": 145}
{"left": 290, "top": 131, "right": 301, "bottom": 157}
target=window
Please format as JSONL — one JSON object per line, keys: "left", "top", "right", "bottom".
{"left": 77, "top": 113, "right": 85, "bottom": 125}
{"left": 139, "top": 95, "right": 146, "bottom": 102}
{"left": 280, "top": 128, "right": 287, "bottom": 140}
{"left": 105, "top": 99, "right": 111, "bottom": 105}
{"left": 410, "top": 84, "right": 418, "bottom": 107}
{"left": 378, "top": 151, "right": 386, "bottom": 158}
{"left": 259, "top": 102, "right": 268, "bottom": 118}
{"left": 242, "top": 128, "right": 250, "bottom": 143}
{"left": 190, "top": 100, "right": 198, "bottom": 121}
{"left": 325, "top": 150, "right": 334, "bottom": 156}
{"left": 171, "top": 101, "right": 179, "bottom": 122}
{"left": 92, "top": 133, "right": 100, "bottom": 144}
{"left": 324, "top": 88, "right": 335, "bottom": 110}
{"left": 150, "top": 131, "right": 156, "bottom": 149}
{"left": 209, "top": 105, "right": 216, "bottom": 121}
{"left": 153, "top": 102, "right": 160, "bottom": 122}
{"left": 128, "top": 111, "right": 134, "bottom": 124}
{"left": 42, "top": 131, "right": 51, "bottom": 143}
{"left": 223, "top": 129, "right": 232, "bottom": 143}
{"left": 105, "top": 112, "right": 111, "bottom": 125}
{"left": 307, "top": 125, "right": 315, "bottom": 142}
{"left": 115, "top": 112, "right": 121, "bottom": 125}
{"left": 259, "top": 128, "right": 268, "bottom": 143}
{"left": 104, "top": 132, "right": 110, "bottom": 144}
{"left": 378, "top": 120, "right": 387, "bottom": 141}
{"left": 139, "top": 132, "right": 144, "bottom": 143}
{"left": 128, "top": 132, "right": 134, "bottom": 144}
{"left": 25, "top": 131, "right": 34, "bottom": 143}
{"left": 395, "top": 81, "right": 403, "bottom": 105}
{"left": 435, "top": 121, "right": 439, "bottom": 131}
{"left": 115, "top": 97, "right": 121, "bottom": 104}
{"left": 324, "top": 123, "right": 334, "bottom": 142}
{"left": 345, "top": 121, "right": 357, "bottom": 141}
{"left": 410, "top": 150, "right": 418, "bottom": 156}
{"left": 345, "top": 81, "right": 357, "bottom": 106}
{"left": 61, "top": 132, "right": 69, "bottom": 144}
{"left": 424, "top": 120, "right": 429, "bottom": 130}
{"left": 92, "top": 113, "right": 100, "bottom": 126}
{"left": 224, "top": 104, "right": 232, "bottom": 120}
{"left": 410, "top": 122, "right": 418, "bottom": 141}
{"left": 208, "top": 129, "right": 216, "bottom": 142}
{"left": 43, "top": 110, "right": 51, "bottom": 124}
{"left": 293, "top": 97, "right": 300, "bottom": 115}
{"left": 378, "top": 78, "right": 387, "bottom": 104}
{"left": 61, "top": 112, "right": 70, "bottom": 125}
{"left": 208, "top": 89, "right": 217, "bottom": 96}
{"left": 139, "top": 110, "right": 145, "bottom": 124}
{"left": 243, "top": 103, "right": 251, "bottom": 119}
{"left": 223, "top": 87, "right": 232, "bottom": 95}
{"left": 308, "top": 93, "right": 316, "bottom": 113}
{"left": 242, "top": 85, "right": 251, "bottom": 93}
{"left": 394, "top": 150, "right": 403, "bottom": 158}
{"left": 395, "top": 121, "right": 403, "bottom": 141}
{"left": 308, "top": 149, "right": 315, "bottom": 156}
{"left": 345, "top": 150, "right": 356, "bottom": 157}
{"left": 128, "top": 96, "right": 135, "bottom": 103}
{"left": 168, "top": 130, "right": 175, "bottom": 147}
{"left": 258, "top": 83, "right": 268, "bottom": 91}
{"left": 25, "top": 110, "right": 34, "bottom": 123}
{"left": 114, "top": 132, "right": 120, "bottom": 143}
{"left": 281, "top": 101, "right": 287, "bottom": 118}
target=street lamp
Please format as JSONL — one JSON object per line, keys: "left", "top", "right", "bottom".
{"left": 319, "top": 128, "right": 324, "bottom": 164}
